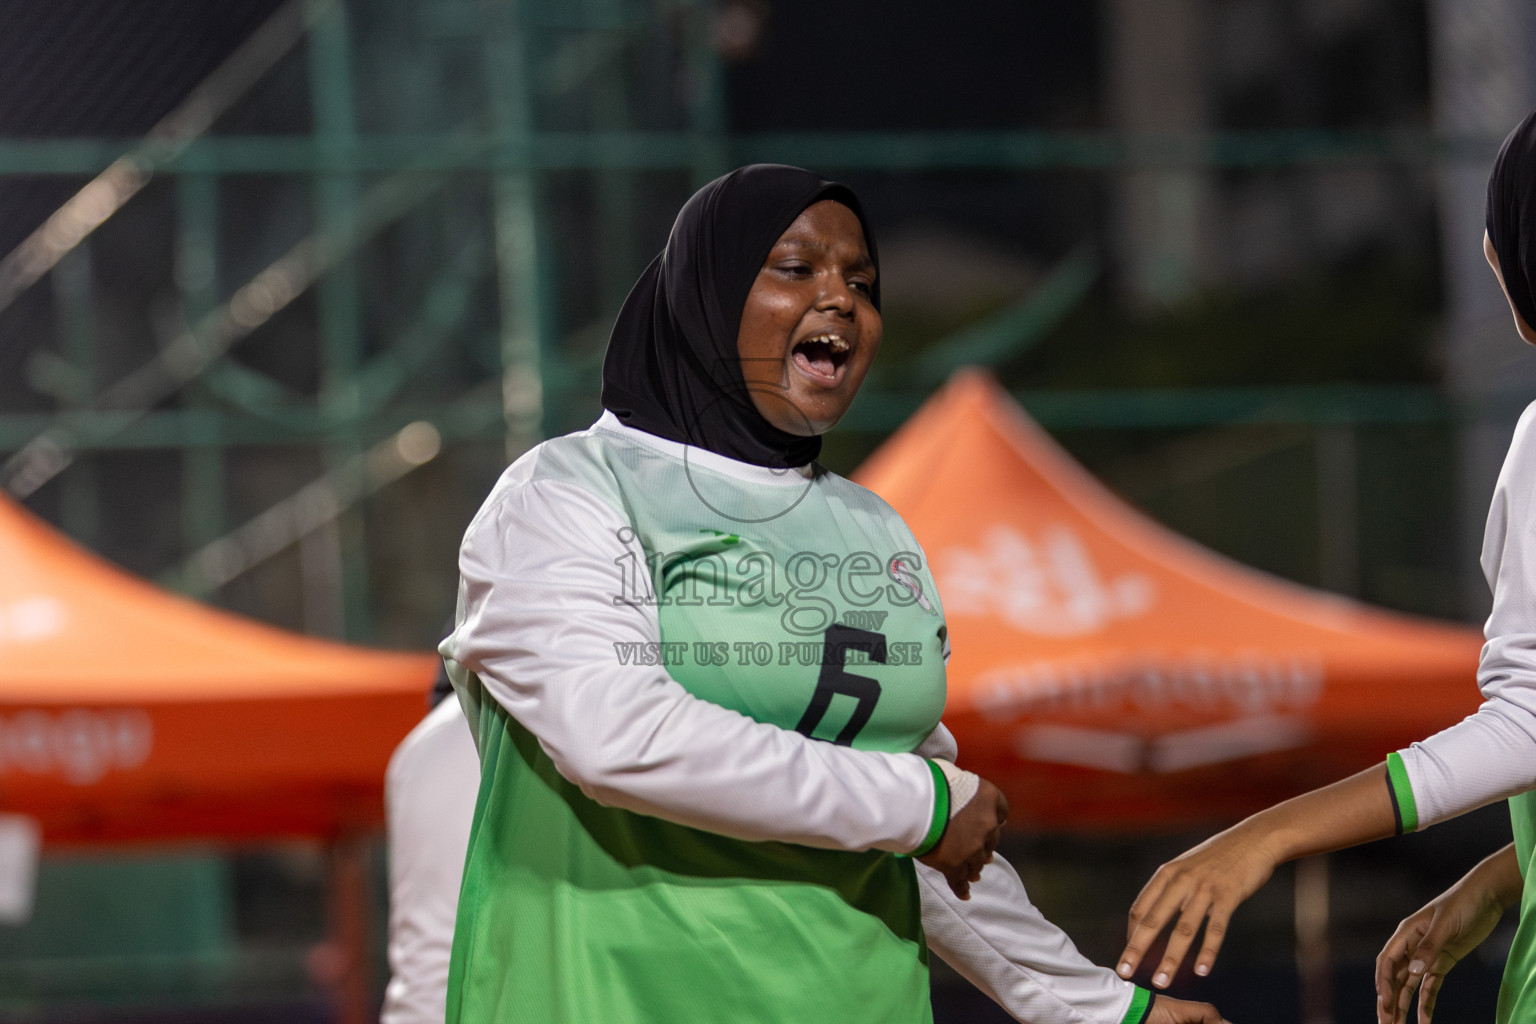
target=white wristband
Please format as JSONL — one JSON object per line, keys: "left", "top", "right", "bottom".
{"left": 932, "top": 758, "right": 979, "bottom": 819}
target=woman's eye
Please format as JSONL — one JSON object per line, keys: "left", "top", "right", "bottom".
{"left": 850, "top": 279, "right": 873, "bottom": 294}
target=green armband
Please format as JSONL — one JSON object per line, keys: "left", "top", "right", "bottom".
{"left": 911, "top": 759, "right": 949, "bottom": 857}
{"left": 1385, "top": 751, "right": 1419, "bottom": 834}
{"left": 1120, "top": 985, "right": 1153, "bottom": 1024}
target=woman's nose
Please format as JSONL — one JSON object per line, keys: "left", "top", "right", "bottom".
{"left": 815, "top": 274, "right": 856, "bottom": 315}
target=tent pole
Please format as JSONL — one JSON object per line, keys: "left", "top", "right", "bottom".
{"left": 329, "top": 835, "right": 374, "bottom": 1024}
{"left": 1295, "top": 854, "right": 1332, "bottom": 1024}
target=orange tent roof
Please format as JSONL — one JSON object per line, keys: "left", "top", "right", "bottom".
{"left": 0, "top": 494, "right": 436, "bottom": 845}
{"left": 854, "top": 371, "right": 1484, "bottom": 833}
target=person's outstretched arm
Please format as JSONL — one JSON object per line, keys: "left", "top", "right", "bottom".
{"left": 1376, "top": 843, "right": 1521, "bottom": 1024}
{"left": 919, "top": 856, "right": 1227, "bottom": 1024}
{"left": 913, "top": 726, "right": 1227, "bottom": 1024}
{"left": 1120, "top": 403, "right": 1536, "bottom": 991}
{"left": 1118, "top": 762, "right": 1398, "bottom": 988}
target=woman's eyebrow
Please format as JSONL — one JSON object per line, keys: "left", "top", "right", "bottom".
{"left": 774, "top": 238, "right": 875, "bottom": 271}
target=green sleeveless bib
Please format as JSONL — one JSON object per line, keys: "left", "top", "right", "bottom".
{"left": 1499, "top": 792, "right": 1536, "bottom": 1023}
{"left": 447, "top": 428, "right": 950, "bottom": 1023}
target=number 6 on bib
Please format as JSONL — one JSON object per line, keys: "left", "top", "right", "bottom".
{"left": 795, "top": 625, "right": 886, "bottom": 746}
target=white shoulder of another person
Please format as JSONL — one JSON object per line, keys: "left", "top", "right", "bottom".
{"left": 388, "top": 695, "right": 473, "bottom": 783}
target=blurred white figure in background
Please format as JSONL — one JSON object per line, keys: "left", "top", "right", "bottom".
{"left": 380, "top": 673, "right": 479, "bottom": 1024}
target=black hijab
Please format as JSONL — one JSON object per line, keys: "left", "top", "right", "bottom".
{"left": 600, "top": 164, "right": 879, "bottom": 468}
{"left": 1487, "top": 108, "right": 1536, "bottom": 332}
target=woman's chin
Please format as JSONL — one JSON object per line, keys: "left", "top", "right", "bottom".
{"left": 774, "top": 397, "right": 851, "bottom": 437}
{"left": 748, "top": 390, "right": 850, "bottom": 438}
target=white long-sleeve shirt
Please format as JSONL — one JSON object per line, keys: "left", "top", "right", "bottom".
{"left": 1394, "top": 401, "right": 1536, "bottom": 829}
{"left": 380, "top": 695, "right": 480, "bottom": 1024}
{"left": 440, "top": 413, "right": 1148, "bottom": 1024}
{"left": 383, "top": 701, "right": 1146, "bottom": 1024}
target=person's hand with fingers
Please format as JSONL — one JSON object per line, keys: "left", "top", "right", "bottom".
{"left": 1119, "top": 820, "right": 1281, "bottom": 988}
{"left": 917, "top": 774, "right": 1008, "bottom": 900}
{"left": 1120, "top": 763, "right": 1401, "bottom": 989}
{"left": 1145, "top": 994, "right": 1230, "bottom": 1024}
{"left": 1375, "top": 844, "right": 1521, "bottom": 1024}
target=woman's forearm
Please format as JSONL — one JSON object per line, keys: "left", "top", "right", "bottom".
{"left": 1232, "top": 761, "right": 1400, "bottom": 866}
{"left": 1460, "top": 842, "right": 1523, "bottom": 911}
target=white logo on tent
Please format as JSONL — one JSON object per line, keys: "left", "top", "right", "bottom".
{"left": 1014, "top": 715, "right": 1313, "bottom": 774}
{"left": 0, "top": 597, "right": 65, "bottom": 647}
{"left": 940, "top": 525, "right": 1153, "bottom": 636}
{"left": 972, "top": 652, "right": 1325, "bottom": 721}
{"left": 0, "top": 710, "right": 153, "bottom": 785}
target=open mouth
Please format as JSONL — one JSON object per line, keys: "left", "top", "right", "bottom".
{"left": 791, "top": 333, "right": 851, "bottom": 384}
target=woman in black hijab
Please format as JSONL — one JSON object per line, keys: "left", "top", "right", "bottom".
{"left": 441, "top": 165, "right": 1219, "bottom": 1024}
{"left": 599, "top": 163, "right": 872, "bottom": 466}
{"left": 1114, "top": 112, "right": 1536, "bottom": 1024}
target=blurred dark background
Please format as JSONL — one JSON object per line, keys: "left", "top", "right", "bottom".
{"left": 0, "top": 0, "right": 1531, "bottom": 1020}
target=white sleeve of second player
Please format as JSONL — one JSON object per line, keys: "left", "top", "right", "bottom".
{"left": 912, "top": 724, "right": 1144, "bottom": 1024}
{"left": 1397, "top": 404, "right": 1536, "bottom": 829}
{"left": 443, "top": 465, "right": 941, "bottom": 854}
{"left": 916, "top": 858, "right": 1143, "bottom": 1024}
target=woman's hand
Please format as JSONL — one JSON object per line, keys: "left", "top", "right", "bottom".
{"left": 1119, "top": 762, "right": 1399, "bottom": 987}
{"left": 1146, "top": 994, "right": 1228, "bottom": 1024}
{"left": 1375, "top": 844, "right": 1521, "bottom": 1024}
{"left": 918, "top": 778, "right": 1008, "bottom": 900}
{"left": 1119, "top": 821, "right": 1281, "bottom": 987}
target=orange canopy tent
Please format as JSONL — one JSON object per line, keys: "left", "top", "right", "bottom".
{"left": 854, "top": 371, "right": 1486, "bottom": 833}
{"left": 0, "top": 494, "right": 436, "bottom": 846}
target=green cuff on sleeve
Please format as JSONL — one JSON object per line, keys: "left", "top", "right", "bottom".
{"left": 910, "top": 759, "right": 949, "bottom": 857}
{"left": 1386, "top": 751, "right": 1419, "bottom": 834}
{"left": 1119, "top": 985, "right": 1153, "bottom": 1024}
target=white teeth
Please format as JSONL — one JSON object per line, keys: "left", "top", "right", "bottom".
{"left": 804, "top": 334, "right": 849, "bottom": 351}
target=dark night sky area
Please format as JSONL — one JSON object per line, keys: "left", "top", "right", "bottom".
{"left": 0, "top": 0, "right": 286, "bottom": 136}
{"left": 0, "top": 0, "right": 1102, "bottom": 138}
{"left": 726, "top": 0, "right": 1100, "bottom": 132}
{"left": 0, "top": 0, "right": 287, "bottom": 256}
{"left": 0, "top": 0, "right": 1105, "bottom": 272}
